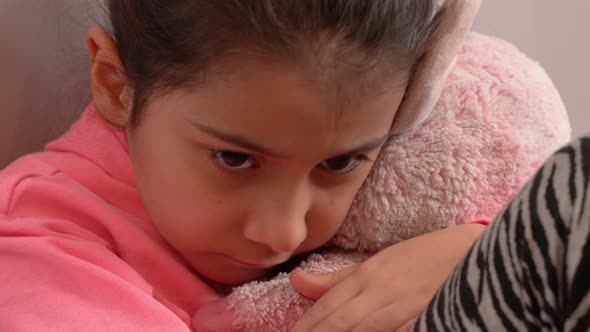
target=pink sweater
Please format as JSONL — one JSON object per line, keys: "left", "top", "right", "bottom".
{"left": 0, "top": 105, "right": 221, "bottom": 331}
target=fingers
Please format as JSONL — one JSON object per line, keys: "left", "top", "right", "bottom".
{"left": 291, "top": 289, "right": 421, "bottom": 332}
{"left": 395, "top": 317, "right": 417, "bottom": 332}
{"left": 305, "top": 295, "right": 376, "bottom": 332}
{"left": 350, "top": 297, "right": 425, "bottom": 332}
{"left": 290, "top": 266, "right": 356, "bottom": 300}
{"left": 290, "top": 274, "right": 360, "bottom": 332}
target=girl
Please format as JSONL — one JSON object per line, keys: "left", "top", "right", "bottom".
{"left": 0, "top": 1, "right": 585, "bottom": 331}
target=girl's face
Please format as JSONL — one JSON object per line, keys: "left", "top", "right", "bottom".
{"left": 127, "top": 60, "right": 406, "bottom": 285}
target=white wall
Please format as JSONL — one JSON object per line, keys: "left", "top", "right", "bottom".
{"left": 0, "top": 1, "right": 101, "bottom": 167}
{"left": 473, "top": 1, "right": 590, "bottom": 137}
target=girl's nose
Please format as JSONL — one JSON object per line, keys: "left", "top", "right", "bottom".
{"left": 242, "top": 184, "right": 311, "bottom": 254}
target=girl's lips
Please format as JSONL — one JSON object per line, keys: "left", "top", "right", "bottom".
{"left": 226, "top": 255, "right": 285, "bottom": 269}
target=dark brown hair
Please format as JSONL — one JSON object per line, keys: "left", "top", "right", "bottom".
{"left": 107, "top": 0, "right": 447, "bottom": 125}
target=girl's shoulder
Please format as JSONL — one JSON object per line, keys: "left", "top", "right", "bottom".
{"left": 0, "top": 104, "right": 137, "bottom": 218}
{"left": 0, "top": 151, "right": 62, "bottom": 216}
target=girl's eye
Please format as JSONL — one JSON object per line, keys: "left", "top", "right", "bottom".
{"left": 210, "top": 150, "right": 257, "bottom": 171}
{"left": 318, "top": 155, "right": 368, "bottom": 174}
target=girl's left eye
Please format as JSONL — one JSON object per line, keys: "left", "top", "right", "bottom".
{"left": 318, "top": 155, "right": 369, "bottom": 174}
{"left": 209, "top": 150, "right": 258, "bottom": 172}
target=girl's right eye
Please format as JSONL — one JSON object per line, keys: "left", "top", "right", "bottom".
{"left": 209, "top": 150, "right": 258, "bottom": 172}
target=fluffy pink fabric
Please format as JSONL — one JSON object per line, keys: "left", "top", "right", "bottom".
{"left": 193, "top": 32, "right": 571, "bottom": 332}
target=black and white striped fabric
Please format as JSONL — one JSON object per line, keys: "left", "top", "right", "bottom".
{"left": 413, "top": 134, "right": 590, "bottom": 331}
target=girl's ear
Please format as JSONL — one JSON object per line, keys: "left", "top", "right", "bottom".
{"left": 87, "top": 28, "right": 133, "bottom": 128}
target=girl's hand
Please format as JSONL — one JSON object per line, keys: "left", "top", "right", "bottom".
{"left": 289, "top": 224, "right": 485, "bottom": 332}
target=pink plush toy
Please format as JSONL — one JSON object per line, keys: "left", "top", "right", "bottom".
{"left": 193, "top": 9, "right": 571, "bottom": 332}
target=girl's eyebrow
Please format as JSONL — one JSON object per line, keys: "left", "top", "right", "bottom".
{"left": 186, "top": 119, "right": 292, "bottom": 158}
{"left": 185, "top": 119, "right": 389, "bottom": 159}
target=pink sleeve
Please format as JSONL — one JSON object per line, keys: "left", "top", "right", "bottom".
{"left": 465, "top": 219, "right": 491, "bottom": 226}
{"left": 0, "top": 215, "right": 191, "bottom": 332}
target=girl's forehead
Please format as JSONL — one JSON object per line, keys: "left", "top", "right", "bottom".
{"left": 206, "top": 54, "right": 408, "bottom": 110}
{"left": 168, "top": 60, "right": 406, "bottom": 158}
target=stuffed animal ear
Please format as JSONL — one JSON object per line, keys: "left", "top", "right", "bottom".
{"left": 390, "top": 0, "right": 482, "bottom": 135}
